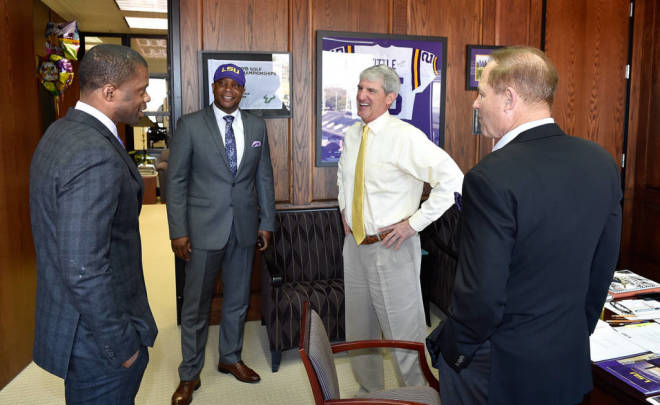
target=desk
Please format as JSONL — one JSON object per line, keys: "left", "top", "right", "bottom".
{"left": 141, "top": 174, "right": 157, "bottom": 204}
{"left": 583, "top": 309, "right": 657, "bottom": 404}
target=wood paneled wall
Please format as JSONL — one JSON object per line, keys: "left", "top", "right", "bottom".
{"left": 0, "top": 0, "right": 42, "bottom": 389}
{"left": 623, "top": 0, "right": 660, "bottom": 280}
{"left": 179, "top": 0, "right": 545, "bottom": 208}
{"left": 545, "top": 0, "right": 629, "bottom": 162}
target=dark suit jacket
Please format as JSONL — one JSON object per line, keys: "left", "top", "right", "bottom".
{"left": 166, "top": 106, "right": 275, "bottom": 249}
{"left": 428, "top": 124, "right": 622, "bottom": 404}
{"left": 29, "top": 108, "right": 158, "bottom": 378}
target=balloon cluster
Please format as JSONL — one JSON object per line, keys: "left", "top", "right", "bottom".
{"left": 38, "top": 21, "right": 80, "bottom": 95}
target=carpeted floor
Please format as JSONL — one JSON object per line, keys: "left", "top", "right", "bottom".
{"left": 0, "top": 204, "right": 441, "bottom": 404}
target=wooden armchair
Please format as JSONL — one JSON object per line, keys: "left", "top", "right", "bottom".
{"left": 299, "top": 302, "right": 441, "bottom": 405}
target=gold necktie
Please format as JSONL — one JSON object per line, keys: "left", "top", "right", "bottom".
{"left": 352, "top": 125, "right": 369, "bottom": 245}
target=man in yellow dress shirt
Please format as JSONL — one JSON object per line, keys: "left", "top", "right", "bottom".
{"left": 337, "top": 64, "right": 463, "bottom": 392}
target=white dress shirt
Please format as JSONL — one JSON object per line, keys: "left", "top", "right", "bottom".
{"left": 338, "top": 111, "right": 464, "bottom": 235}
{"left": 213, "top": 104, "right": 245, "bottom": 169}
{"left": 75, "top": 101, "right": 122, "bottom": 146}
{"left": 492, "top": 117, "right": 555, "bottom": 151}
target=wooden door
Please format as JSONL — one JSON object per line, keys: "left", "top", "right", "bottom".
{"left": 623, "top": 0, "right": 660, "bottom": 281}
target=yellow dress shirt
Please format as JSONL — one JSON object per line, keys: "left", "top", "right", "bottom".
{"left": 337, "top": 112, "right": 464, "bottom": 235}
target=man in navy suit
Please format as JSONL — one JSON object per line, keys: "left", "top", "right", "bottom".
{"left": 426, "top": 46, "right": 622, "bottom": 404}
{"left": 167, "top": 64, "right": 275, "bottom": 405}
{"left": 30, "top": 44, "right": 158, "bottom": 404}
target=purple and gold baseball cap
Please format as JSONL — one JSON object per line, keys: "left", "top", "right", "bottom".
{"left": 213, "top": 63, "right": 245, "bottom": 87}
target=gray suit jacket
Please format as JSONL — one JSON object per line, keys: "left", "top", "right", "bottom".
{"left": 167, "top": 106, "right": 275, "bottom": 249}
{"left": 29, "top": 108, "right": 158, "bottom": 378}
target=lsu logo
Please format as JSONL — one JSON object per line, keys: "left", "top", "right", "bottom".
{"left": 222, "top": 66, "right": 240, "bottom": 74}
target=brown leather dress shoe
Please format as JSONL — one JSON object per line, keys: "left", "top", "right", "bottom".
{"left": 217, "top": 360, "right": 261, "bottom": 383}
{"left": 171, "top": 377, "right": 201, "bottom": 405}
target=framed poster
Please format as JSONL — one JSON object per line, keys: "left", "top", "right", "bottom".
{"left": 466, "top": 45, "right": 501, "bottom": 90}
{"left": 316, "top": 31, "right": 447, "bottom": 166}
{"left": 199, "top": 51, "right": 291, "bottom": 118}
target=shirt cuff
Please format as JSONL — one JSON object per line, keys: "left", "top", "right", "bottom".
{"left": 408, "top": 211, "right": 431, "bottom": 232}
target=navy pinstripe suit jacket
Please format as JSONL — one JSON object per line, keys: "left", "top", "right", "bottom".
{"left": 30, "top": 108, "right": 157, "bottom": 378}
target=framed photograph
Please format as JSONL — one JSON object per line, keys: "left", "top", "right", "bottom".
{"left": 466, "top": 45, "right": 501, "bottom": 90}
{"left": 316, "top": 31, "right": 447, "bottom": 166}
{"left": 199, "top": 51, "right": 291, "bottom": 118}
{"left": 472, "top": 109, "right": 481, "bottom": 135}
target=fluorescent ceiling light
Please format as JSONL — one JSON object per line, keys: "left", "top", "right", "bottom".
{"left": 115, "top": 0, "right": 167, "bottom": 13}
{"left": 124, "top": 17, "right": 168, "bottom": 30}
{"left": 85, "top": 36, "right": 103, "bottom": 45}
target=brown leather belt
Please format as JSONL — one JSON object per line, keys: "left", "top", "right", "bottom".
{"left": 360, "top": 229, "right": 392, "bottom": 245}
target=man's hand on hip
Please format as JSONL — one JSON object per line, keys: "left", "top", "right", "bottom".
{"left": 380, "top": 218, "right": 416, "bottom": 250}
{"left": 171, "top": 236, "right": 191, "bottom": 261}
{"left": 341, "top": 210, "right": 352, "bottom": 235}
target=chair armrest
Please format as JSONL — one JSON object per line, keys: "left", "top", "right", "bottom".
{"left": 326, "top": 399, "right": 429, "bottom": 405}
{"left": 331, "top": 339, "right": 422, "bottom": 352}
{"left": 331, "top": 340, "right": 439, "bottom": 391}
{"left": 262, "top": 245, "right": 284, "bottom": 287}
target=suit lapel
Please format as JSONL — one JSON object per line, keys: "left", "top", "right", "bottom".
{"left": 237, "top": 110, "right": 257, "bottom": 177}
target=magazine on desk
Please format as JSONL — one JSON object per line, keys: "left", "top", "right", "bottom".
{"left": 596, "top": 353, "right": 660, "bottom": 395}
{"left": 609, "top": 270, "right": 660, "bottom": 299}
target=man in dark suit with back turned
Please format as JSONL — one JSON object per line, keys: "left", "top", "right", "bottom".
{"left": 426, "top": 46, "right": 622, "bottom": 404}
{"left": 30, "top": 44, "right": 158, "bottom": 404}
{"left": 168, "top": 64, "right": 275, "bottom": 405}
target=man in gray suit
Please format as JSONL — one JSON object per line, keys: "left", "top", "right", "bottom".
{"left": 168, "top": 64, "right": 275, "bottom": 405}
{"left": 30, "top": 44, "right": 158, "bottom": 404}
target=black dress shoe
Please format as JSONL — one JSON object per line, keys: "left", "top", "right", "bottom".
{"left": 172, "top": 377, "right": 201, "bottom": 405}
{"left": 217, "top": 360, "right": 261, "bottom": 383}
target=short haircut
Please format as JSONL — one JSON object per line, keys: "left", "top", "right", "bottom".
{"left": 360, "top": 64, "right": 401, "bottom": 95}
{"left": 487, "top": 46, "right": 558, "bottom": 107}
{"left": 78, "top": 44, "right": 147, "bottom": 93}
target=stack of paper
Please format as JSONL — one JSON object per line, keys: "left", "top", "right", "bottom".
{"left": 609, "top": 269, "right": 660, "bottom": 298}
{"left": 615, "top": 322, "right": 660, "bottom": 354}
{"left": 590, "top": 320, "right": 648, "bottom": 362}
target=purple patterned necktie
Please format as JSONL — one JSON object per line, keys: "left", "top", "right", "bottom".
{"left": 223, "top": 115, "right": 237, "bottom": 176}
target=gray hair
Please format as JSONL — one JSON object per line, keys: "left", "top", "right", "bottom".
{"left": 79, "top": 44, "right": 147, "bottom": 93}
{"left": 359, "top": 64, "right": 401, "bottom": 95}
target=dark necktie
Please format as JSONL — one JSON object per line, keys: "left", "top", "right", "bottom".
{"left": 223, "top": 115, "right": 237, "bottom": 176}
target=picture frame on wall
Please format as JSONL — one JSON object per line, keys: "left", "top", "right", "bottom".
{"left": 199, "top": 51, "right": 291, "bottom": 118}
{"left": 466, "top": 45, "right": 501, "bottom": 91}
{"left": 315, "top": 30, "right": 448, "bottom": 167}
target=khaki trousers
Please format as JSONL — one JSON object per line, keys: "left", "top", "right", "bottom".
{"left": 343, "top": 232, "right": 426, "bottom": 392}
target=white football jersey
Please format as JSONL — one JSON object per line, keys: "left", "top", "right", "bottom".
{"left": 329, "top": 43, "right": 440, "bottom": 120}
